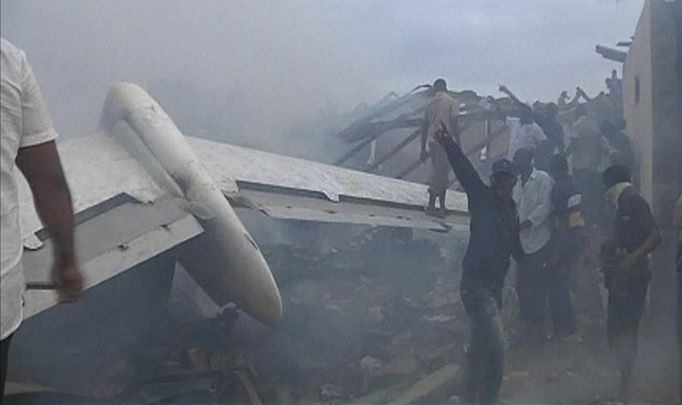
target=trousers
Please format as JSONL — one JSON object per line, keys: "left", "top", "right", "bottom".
{"left": 516, "top": 244, "right": 550, "bottom": 342}
{"left": 461, "top": 287, "right": 506, "bottom": 405}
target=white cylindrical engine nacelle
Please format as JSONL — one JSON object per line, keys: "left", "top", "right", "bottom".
{"left": 102, "top": 82, "right": 282, "bottom": 326}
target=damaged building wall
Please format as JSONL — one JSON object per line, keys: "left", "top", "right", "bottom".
{"left": 622, "top": 0, "right": 682, "bottom": 395}
{"left": 624, "top": 0, "right": 682, "bottom": 204}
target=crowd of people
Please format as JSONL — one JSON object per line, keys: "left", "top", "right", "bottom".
{"left": 421, "top": 78, "right": 674, "bottom": 404}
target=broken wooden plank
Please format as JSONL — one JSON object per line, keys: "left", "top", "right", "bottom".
{"left": 386, "top": 364, "right": 459, "bottom": 405}
{"left": 230, "top": 370, "right": 264, "bottom": 405}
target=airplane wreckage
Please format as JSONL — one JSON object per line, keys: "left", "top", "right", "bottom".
{"left": 8, "top": 83, "right": 470, "bottom": 400}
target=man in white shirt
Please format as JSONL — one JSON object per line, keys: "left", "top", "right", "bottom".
{"left": 506, "top": 105, "right": 546, "bottom": 161}
{"left": 1, "top": 38, "right": 82, "bottom": 397}
{"left": 512, "top": 147, "right": 553, "bottom": 345}
{"left": 420, "top": 78, "right": 459, "bottom": 216}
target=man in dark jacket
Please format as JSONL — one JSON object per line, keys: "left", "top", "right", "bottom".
{"left": 434, "top": 127, "right": 523, "bottom": 405}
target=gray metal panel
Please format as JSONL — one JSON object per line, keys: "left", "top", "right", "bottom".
{"left": 22, "top": 196, "right": 204, "bottom": 319}
{"left": 231, "top": 189, "right": 469, "bottom": 232}
{"left": 187, "top": 136, "right": 469, "bottom": 212}
{"left": 18, "top": 134, "right": 166, "bottom": 243}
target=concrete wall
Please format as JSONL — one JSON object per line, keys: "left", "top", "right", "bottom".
{"left": 624, "top": 0, "right": 682, "bottom": 209}
{"left": 622, "top": 0, "right": 681, "bottom": 397}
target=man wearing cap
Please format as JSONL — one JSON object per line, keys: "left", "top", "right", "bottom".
{"left": 421, "top": 78, "right": 459, "bottom": 216}
{"left": 600, "top": 165, "right": 660, "bottom": 397}
{"left": 433, "top": 125, "right": 523, "bottom": 404}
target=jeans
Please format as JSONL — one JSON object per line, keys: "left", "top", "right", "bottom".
{"left": 607, "top": 272, "right": 649, "bottom": 392}
{"left": 547, "top": 265, "right": 577, "bottom": 338}
{"left": 461, "top": 287, "right": 506, "bottom": 405}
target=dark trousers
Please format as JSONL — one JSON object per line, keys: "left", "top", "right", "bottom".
{"left": 607, "top": 273, "right": 649, "bottom": 392}
{"left": 461, "top": 287, "right": 506, "bottom": 405}
{"left": 516, "top": 245, "right": 550, "bottom": 342}
{"left": 1, "top": 334, "right": 12, "bottom": 401}
{"left": 547, "top": 265, "right": 577, "bottom": 338}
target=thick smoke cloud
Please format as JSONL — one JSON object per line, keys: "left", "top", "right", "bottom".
{"left": 1, "top": 0, "right": 642, "bottom": 150}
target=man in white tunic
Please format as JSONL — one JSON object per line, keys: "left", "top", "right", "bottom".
{"left": 1, "top": 38, "right": 82, "bottom": 397}
{"left": 420, "top": 78, "right": 459, "bottom": 216}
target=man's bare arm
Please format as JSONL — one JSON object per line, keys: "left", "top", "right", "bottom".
{"left": 420, "top": 119, "right": 429, "bottom": 160}
{"left": 16, "top": 141, "right": 82, "bottom": 300}
{"left": 499, "top": 85, "right": 522, "bottom": 106}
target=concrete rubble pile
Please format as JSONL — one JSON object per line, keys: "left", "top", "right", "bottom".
{"left": 243, "top": 228, "right": 470, "bottom": 404}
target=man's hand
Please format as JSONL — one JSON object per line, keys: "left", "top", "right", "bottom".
{"left": 52, "top": 260, "right": 83, "bottom": 302}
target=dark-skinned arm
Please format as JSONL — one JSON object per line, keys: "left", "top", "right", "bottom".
{"left": 16, "top": 141, "right": 82, "bottom": 301}
{"left": 420, "top": 118, "right": 429, "bottom": 160}
{"left": 499, "top": 85, "right": 523, "bottom": 106}
{"left": 435, "top": 132, "right": 485, "bottom": 200}
{"left": 619, "top": 199, "right": 662, "bottom": 274}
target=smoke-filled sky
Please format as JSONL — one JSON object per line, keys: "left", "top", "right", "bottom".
{"left": 1, "top": 0, "right": 643, "bottom": 141}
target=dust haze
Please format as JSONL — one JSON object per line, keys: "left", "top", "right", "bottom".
{"left": 1, "top": 0, "right": 641, "bottom": 156}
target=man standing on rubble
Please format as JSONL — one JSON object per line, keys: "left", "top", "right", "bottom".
{"left": 433, "top": 125, "right": 523, "bottom": 404}
{"left": 421, "top": 78, "right": 459, "bottom": 216}
{"left": 1, "top": 38, "right": 82, "bottom": 398}
{"left": 512, "top": 147, "right": 554, "bottom": 345}
{"left": 600, "top": 165, "right": 660, "bottom": 397}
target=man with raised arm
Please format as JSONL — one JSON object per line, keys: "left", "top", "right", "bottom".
{"left": 433, "top": 124, "right": 523, "bottom": 404}
{"left": 1, "top": 38, "right": 82, "bottom": 398}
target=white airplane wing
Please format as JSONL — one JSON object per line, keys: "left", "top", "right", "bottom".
{"left": 189, "top": 136, "right": 469, "bottom": 233}
{"left": 17, "top": 82, "right": 470, "bottom": 326}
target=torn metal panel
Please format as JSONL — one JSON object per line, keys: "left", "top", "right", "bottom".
{"left": 21, "top": 195, "right": 203, "bottom": 319}
{"left": 18, "top": 134, "right": 167, "bottom": 243}
{"left": 230, "top": 188, "right": 468, "bottom": 232}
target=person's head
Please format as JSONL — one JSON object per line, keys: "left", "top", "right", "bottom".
{"left": 519, "top": 104, "right": 533, "bottom": 124}
{"left": 549, "top": 153, "right": 569, "bottom": 179}
{"left": 602, "top": 165, "right": 631, "bottom": 191}
{"left": 544, "top": 102, "right": 558, "bottom": 118}
{"left": 490, "top": 159, "right": 517, "bottom": 199}
{"left": 611, "top": 69, "right": 618, "bottom": 79}
{"left": 433, "top": 78, "right": 447, "bottom": 93}
{"left": 513, "top": 147, "right": 534, "bottom": 176}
